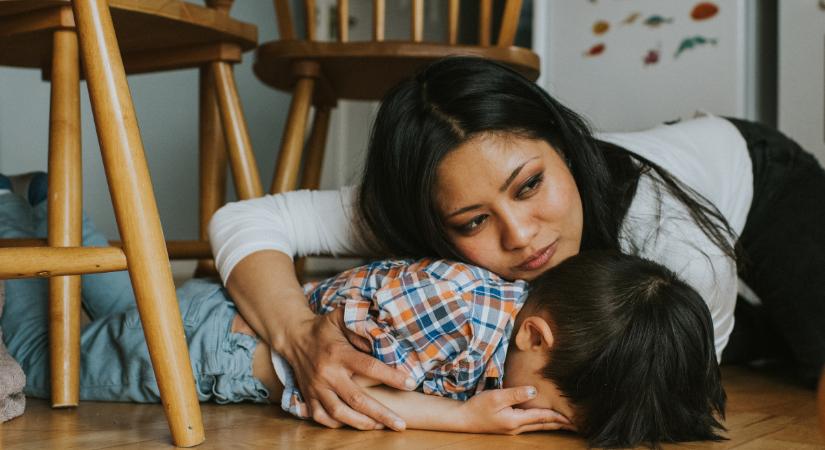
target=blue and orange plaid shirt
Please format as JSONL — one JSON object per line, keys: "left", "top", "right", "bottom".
{"left": 279, "top": 258, "right": 529, "bottom": 416}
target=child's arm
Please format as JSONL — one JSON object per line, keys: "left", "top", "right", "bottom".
{"left": 356, "top": 377, "right": 571, "bottom": 434}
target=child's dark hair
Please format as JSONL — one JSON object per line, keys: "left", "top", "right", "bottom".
{"left": 526, "top": 251, "right": 726, "bottom": 448}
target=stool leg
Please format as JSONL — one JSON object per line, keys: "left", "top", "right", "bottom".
{"left": 48, "top": 29, "right": 82, "bottom": 408}
{"left": 196, "top": 65, "right": 228, "bottom": 277}
{"left": 70, "top": 0, "right": 204, "bottom": 446}
{"left": 270, "top": 76, "right": 316, "bottom": 194}
{"left": 212, "top": 61, "right": 263, "bottom": 200}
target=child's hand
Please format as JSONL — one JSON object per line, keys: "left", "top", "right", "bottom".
{"left": 459, "top": 387, "right": 573, "bottom": 435}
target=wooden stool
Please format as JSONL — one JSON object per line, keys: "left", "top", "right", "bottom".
{"left": 255, "top": 0, "right": 539, "bottom": 196}
{"left": 0, "top": 0, "right": 262, "bottom": 446}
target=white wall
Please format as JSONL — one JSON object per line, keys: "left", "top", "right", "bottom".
{"left": 778, "top": 1, "right": 825, "bottom": 166}
{"left": 0, "top": 2, "right": 290, "bottom": 242}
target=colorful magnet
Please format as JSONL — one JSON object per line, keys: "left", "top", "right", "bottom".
{"left": 691, "top": 2, "right": 719, "bottom": 20}
{"left": 621, "top": 12, "right": 641, "bottom": 25}
{"left": 674, "top": 35, "right": 718, "bottom": 58}
{"left": 584, "top": 43, "right": 606, "bottom": 57}
{"left": 643, "top": 15, "right": 674, "bottom": 28}
{"left": 643, "top": 46, "right": 661, "bottom": 66}
{"left": 593, "top": 20, "right": 610, "bottom": 35}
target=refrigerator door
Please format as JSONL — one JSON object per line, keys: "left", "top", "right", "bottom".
{"left": 533, "top": 0, "right": 752, "bottom": 132}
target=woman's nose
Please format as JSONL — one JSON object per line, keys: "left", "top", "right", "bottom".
{"left": 501, "top": 210, "right": 537, "bottom": 251}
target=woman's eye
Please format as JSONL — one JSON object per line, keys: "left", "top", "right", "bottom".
{"left": 458, "top": 215, "right": 488, "bottom": 234}
{"left": 517, "top": 174, "right": 543, "bottom": 198}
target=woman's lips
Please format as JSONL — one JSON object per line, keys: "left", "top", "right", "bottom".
{"left": 516, "top": 240, "right": 558, "bottom": 272}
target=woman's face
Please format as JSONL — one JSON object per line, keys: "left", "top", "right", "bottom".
{"left": 435, "top": 133, "right": 583, "bottom": 281}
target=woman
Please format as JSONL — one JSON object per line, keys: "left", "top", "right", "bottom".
{"left": 211, "top": 57, "right": 825, "bottom": 431}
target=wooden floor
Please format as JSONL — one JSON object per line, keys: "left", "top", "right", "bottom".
{"left": 2, "top": 366, "right": 822, "bottom": 449}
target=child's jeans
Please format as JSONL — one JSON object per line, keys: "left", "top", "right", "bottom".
{"left": 0, "top": 193, "right": 269, "bottom": 403}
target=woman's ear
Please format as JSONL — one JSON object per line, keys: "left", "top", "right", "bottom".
{"left": 513, "top": 316, "right": 555, "bottom": 352}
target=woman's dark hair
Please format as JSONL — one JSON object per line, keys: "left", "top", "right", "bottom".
{"left": 528, "top": 251, "right": 726, "bottom": 448}
{"left": 358, "top": 56, "right": 736, "bottom": 262}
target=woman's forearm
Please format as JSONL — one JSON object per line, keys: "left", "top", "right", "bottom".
{"left": 362, "top": 385, "right": 468, "bottom": 432}
{"left": 225, "top": 250, "right": 313, "bottom": 351}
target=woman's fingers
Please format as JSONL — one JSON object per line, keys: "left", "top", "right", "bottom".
{"left": 513, "top": 421, "right": 567, "bottom": 434}
{"left": 326, "top": 374, "right": 406, "bottom": 431}
{"left": 485, "top": 385, "right": 538, "bottom": 408}
{"left": 345, "top": 350, "right": 416, "bottom": 392}
{"left": 508, "top": 408, "right": 573, "bottom": 434}
{"left": 307, "top": 399, "right": 343, "bottom": 429}
{"left": 316, "top": 387, "right": 380, "bottom": 430}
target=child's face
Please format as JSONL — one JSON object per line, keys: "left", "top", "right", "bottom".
{"left": 503, "top": 314, "right": 576, "bottom": 424}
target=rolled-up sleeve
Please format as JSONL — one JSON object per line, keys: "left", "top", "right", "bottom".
{"left": 208, "top": 186, "right": 365, "bottom": 283}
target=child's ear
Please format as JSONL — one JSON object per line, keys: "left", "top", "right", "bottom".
{"left": 514, "top": 316, "right": 554, "bottom": 352}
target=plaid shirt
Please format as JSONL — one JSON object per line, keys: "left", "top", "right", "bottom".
{"left": 280, "top": 258, "right": 528, "bottom": 415}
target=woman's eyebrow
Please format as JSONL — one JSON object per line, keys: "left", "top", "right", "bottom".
{"left": 499, "top": 157, "right": 540, "bottom": 192}
{"left": 446, "top": 157, "right": 541, "bottom": 218}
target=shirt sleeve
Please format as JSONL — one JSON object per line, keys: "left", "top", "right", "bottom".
{"left": 341, "top": 261, "right": 523, "bottom": 400}
{"left": 208, "top": 186, "right": 368, "bottom": 283}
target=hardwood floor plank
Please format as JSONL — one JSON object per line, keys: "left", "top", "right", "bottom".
{"left": 1, "top": 366, "right": 822, "bottom": 449}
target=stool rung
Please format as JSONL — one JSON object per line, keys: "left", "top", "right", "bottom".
{"left": 0, "top": 246, "right": 127, "bottom": 279}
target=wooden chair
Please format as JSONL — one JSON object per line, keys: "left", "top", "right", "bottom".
{"left": 254, "top": 0, "right": 540, "bottom": 196}
{"left": 0, "top": 0, "right": 262, "bottom": 446}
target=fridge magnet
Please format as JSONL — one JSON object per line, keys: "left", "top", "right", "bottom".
{"left": 621, "top": 12, "right": 641, "bottom": 25}
{"left": 819, "top": 0, "right": 825, "bottom": 10}
{"left": 691, "top": 2, "right": 719, "bottom": 21}
{"left": 593, "top": 20, "right": 610, "bottom": 35}
{"left": 643, "top": 15, "right": 674, "bottom": 28}
{"left": 674, "top": 35, "right": 718, "bottom": 58}
{"left": 643, "top": 44, "right": 661, "bottom": 66}
{"left": 583, "top": 43, "right": 606, "bottom": 57}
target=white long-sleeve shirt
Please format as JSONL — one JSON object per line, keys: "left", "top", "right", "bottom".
{"left": 209, "top": 115, "right": 753, "bottom": 359}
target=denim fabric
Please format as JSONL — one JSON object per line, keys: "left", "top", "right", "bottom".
{"left": 0, "top": 194, "right": 269, "bottom": 403}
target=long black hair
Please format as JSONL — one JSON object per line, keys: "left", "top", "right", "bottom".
{"left": 358, "top": 57, "right": 736, "bottom": 263}
{"left": 528, "top": 251, "right": 726, "bottom": 448}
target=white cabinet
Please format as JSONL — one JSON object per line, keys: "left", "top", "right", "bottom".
{"left": 778, "top": 1, "right": 825, "bottom": 165}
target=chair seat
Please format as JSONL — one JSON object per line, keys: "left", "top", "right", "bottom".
{"left": 254, "top": 40, "right": 540, "bottom": 105}
{"left": 0, "top": 0, "right": 257, "bottom": 74}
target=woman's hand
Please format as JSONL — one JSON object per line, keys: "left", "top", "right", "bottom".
{"left": 225, "top": 251, "right": 411, "bottom": 431}
{"left": 458, "top": 387, "right": 574, "bottom": 435}
{"left": 280, "top": 309, "right": 414, "bottom": 431}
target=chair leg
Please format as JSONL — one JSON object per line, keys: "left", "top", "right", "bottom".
{"left": 293, "top": 105, "right": 331, "bottom": 280}
{"left": 48, "top": 28, "right": 83, "bottom": 408}
{"left": 212, "top": 61, "right": 263, "bottom": 200}
{"left": 270, "top": 61, "right": 320, "bottom": 194}
{"left": 300, "top": 105, "right": 331, "bottom": 191}
{"left": 195, "top": 65, "right": 228, "bottom": 277}
{"left": 70, "top": 0, "right": 204, "bottom": 446}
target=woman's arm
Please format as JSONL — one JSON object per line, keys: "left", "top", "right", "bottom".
{"left": 362, "top": 384, "right": 571, "bottom": 434}
{"left": 211, "top": 189, "right": 411, "bottom": 431}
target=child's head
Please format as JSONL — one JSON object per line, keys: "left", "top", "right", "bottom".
{"left": 504, "top": 251, "right": 726, "bottom": 448}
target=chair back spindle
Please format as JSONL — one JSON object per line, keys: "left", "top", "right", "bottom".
{"left": 337, "top": 0, "right": 349, "bottom": 42}
{"left": 373, "top": 0, "right": 384, "bottom": 41}
{"left": 497, "top": 0, "right": 522, "bottom": 47}
{"left": 447, "top": 0, "right": 459, "bottom": 45}
{"left": 273, "top": 0, "right": 296, "bottom": 40}
{"left": 304, "top": 0, "right": 316, "bottom": 41}
{"left": 411, "top": 0, "right": 423, "bottom": 42}
{"left": 479, "top": 0, "right": 492, "bottom": 46}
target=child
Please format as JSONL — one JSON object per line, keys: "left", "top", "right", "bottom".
{"left": 268, "top": 252, "right": 726, "bottom": 448}
{"left": 0, "top": 175, "right": 725, "bottom": 447}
